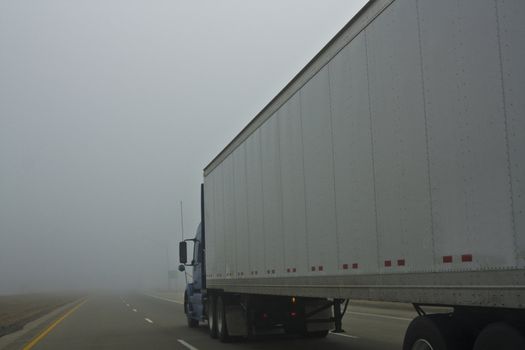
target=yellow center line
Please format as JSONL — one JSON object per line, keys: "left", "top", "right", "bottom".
{"left": 22, "top": 299, "right": 88, "bottom": 350}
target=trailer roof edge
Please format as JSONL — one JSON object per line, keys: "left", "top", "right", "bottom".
{"left": 203, "top": 0, "right": 393, "bottom": 177}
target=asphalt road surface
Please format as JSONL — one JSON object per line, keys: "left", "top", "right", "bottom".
{"left": 3, "top": 293, "right": 420, "bottom": 350}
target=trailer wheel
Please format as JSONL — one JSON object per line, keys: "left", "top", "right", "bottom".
{"left": 403, "top": 315, "right": 462, "bottom": 350}
{"left": 473, "top": 322, "right": 525, "bottom": 350}
{"left": 217, "top": 296, "right": 230, "bottom": 342}
{"left": 207, "top": 295, "right": 218, "bottom": 338}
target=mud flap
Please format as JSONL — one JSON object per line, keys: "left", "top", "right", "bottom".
{"left": 225, "top": 304, "right": 248, "bottom": 336}
{"left": 305, "top": 300, "right": 334, "bottom": 332}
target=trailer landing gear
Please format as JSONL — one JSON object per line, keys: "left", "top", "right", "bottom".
{"left": 332, "top": 299, "right": 349, "bottom": 333}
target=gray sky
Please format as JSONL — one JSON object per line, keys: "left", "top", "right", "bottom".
{"left": 0, "top": 0, "right": 368, "bottom": 294}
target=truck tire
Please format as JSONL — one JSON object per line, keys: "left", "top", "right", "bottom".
{"left": 217, "top": 296, "right": 230, "bottom": 342}
{"left": 403, "top": 315, "right": 462, "bottom": 350}
{"left": 208, "top": 296, "right": 218, "bottom": 338}
{"left": 473, "top": 322, "right": 525, "bottom": 350}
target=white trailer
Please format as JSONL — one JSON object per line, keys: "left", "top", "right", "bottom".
{"left": 180, "top": 0, "right": 525, "bottom": 348}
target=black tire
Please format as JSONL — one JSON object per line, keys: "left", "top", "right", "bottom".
{"left": 208, "top": 295, "right": 218, "bottom": 338}
{"left": 217, "top": 296, "right": 230, "bottom": 342}
{"left": 403, "top": 315, "right": 463, "bottom": 350}
{"left": 473, "top": 322, "right": 525, "bottom": 350}
{"left": 184, "top": 294, "right": 199, "bottom": 328}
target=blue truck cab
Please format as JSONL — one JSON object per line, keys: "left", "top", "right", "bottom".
{"left": 178, "top": 185, "right": 206, "bottom": 327}
{"left": 178, "top": 185, "right": 337, "bottom": 341}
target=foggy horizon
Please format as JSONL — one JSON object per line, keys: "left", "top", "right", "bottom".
{"left": 0, "top": 0, "right": 368, "bottom": 295}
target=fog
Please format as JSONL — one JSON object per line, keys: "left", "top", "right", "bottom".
{"left": 0, "top": 0, "right": 367, "bottom": 295}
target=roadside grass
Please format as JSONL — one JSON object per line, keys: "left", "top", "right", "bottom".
{"left": 0, "top": 294, "right": 78, "bottom": 338}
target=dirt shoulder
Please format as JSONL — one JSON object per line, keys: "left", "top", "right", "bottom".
{"left": 0, "top": 294, "right": 79, "bottom": 338}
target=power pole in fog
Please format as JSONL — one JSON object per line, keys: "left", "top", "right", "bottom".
{"left": 165, "top": 246, "right": 170, "bottom": 290}
{"left": 180, "top": 201, "right": 184, "bottom": 240}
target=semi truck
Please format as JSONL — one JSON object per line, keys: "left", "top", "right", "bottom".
{"left": 178, "top": 0, "right": 525, "bottom": 349}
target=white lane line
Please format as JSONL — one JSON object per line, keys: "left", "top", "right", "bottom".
{"left": 144, "top": 293, "right": 183, "bottom": 305}
{"left": 348, "top": 311, "right": 413, "bottom": 321}
{"left": 330, "top": 332, "right": 359, "bottom": 339}
{"left": 145, "top": 318, "right": 153, "bottom": 324}
{"left": 177, "top": 339, "right": 199, "bottom": 350}
{"left": 132, "top": 308, "right": 138, "bottom": 312}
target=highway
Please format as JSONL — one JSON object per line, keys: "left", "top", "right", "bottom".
{"left": 3, "top": 293, "right": 420, "bottom": 350}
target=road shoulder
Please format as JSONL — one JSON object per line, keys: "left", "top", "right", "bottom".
{"left": 0, "top": 299, "right": 83, "bottom": 350}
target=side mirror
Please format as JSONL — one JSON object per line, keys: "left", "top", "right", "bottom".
{"left": 178, "top": 264, "right": 186, "bottom": 272}
{"left": 179, "top": 241, "right": 187, "bottom": 264}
